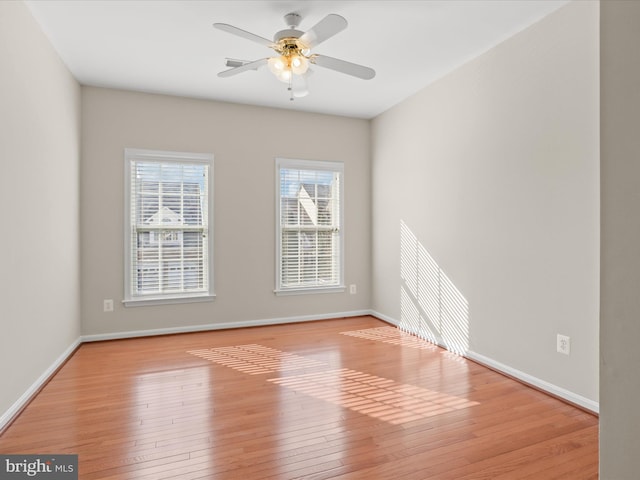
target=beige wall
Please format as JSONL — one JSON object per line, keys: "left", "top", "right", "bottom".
{"left": 600, "top": 1, "right": 640, "bottom": 477}
{"left": 80, "top": 87, "right": 371, "bottom": 336}
{"left": 371, "top": 1, "right": 599, "bottom": 405}
{"left": 0, "top": 1, "right": 81, "bottom": 422}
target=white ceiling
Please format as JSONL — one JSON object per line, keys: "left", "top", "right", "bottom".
{"left": 25, "top": 0, "right": 569, "bottom": 119}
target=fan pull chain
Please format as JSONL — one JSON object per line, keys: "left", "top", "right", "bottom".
{"left": 288, "top": 75, "right": 294, "bottom": 101}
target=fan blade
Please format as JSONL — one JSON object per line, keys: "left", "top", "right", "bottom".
{"left": 299, "top": 14, "right": 347, "bottom": 49}
{"left": 292, "top": 74, "right": 309, "bottom": 98}
{"left": 213, "top": 23, "right": 273, "bottom": 47}
{"left": 311, "top": 55, "right": 375, "bottom": 80}
{"left": 218, "top": 58, "right": 268, "bottom": 78}
{"left": 225, "top": 58, "right": 254, "bottom": 68}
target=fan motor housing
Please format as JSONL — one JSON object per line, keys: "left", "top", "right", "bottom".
{"left": 274, "top": 29, "right": 303, "bottom": 42}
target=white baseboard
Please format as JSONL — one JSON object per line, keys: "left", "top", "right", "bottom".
{"left": 369, "top": 310, "right": 599, "bottom": 414}
{"left": 370, "top": 310, "right": 398, "bottom": 326}
{"left": 81, "top": 310, "right": 372, "bottom": 342}
{"left": 465, "top": 350, "right": 599, "bottom": 413}
{"left": 0, "top": 337, "right": 82, "bottom": 432}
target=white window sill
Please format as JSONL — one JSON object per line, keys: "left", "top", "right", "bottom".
{"left": 123, "top": 294, "right": 216, "bottom": 307}
{"left": 274, "top": 286, "right": 346, "bottom": 296}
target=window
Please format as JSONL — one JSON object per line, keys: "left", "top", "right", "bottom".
{"left": 124, "top": 149, "right": 214, "bottom": 306}
{"left": 276, "top": 158, "right": 344, "bottom": 294}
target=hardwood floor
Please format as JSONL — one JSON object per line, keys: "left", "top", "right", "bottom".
{"left": 0, "top": 316, "right": 598, "bottom": 479}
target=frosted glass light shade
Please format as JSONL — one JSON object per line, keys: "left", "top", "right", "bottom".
{"left": 268, "top": 56, "right": 287, "bottom": 74}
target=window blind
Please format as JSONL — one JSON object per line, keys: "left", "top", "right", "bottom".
{"left": 125, "top": 150, "right": 212, "bottom": 303}
{"left": 276, "top": 158, "right": 344, "bottom": 293}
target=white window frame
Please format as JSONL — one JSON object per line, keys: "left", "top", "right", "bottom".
{"left": 124, "top": 148, "right": 215, "bottom": 307}
{"left": 275, "top": 157, "right": 345, "bottom": 295}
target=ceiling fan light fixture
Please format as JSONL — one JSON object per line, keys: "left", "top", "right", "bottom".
{"left": 268, "top": 50, "right": 308, "bottom": 83}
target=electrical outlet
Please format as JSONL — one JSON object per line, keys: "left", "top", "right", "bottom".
{"left": 349, "top": 284, "right": 357, "bottom": 295}
{"left": 557, "top": 334, "right": 570, "bottom": 355}
{"left": 103, "top": 299, "right": 114, "bottom": 312}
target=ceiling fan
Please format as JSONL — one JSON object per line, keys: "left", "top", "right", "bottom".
{"left": 213, "top": 12, "right": 376, "bottom": 100}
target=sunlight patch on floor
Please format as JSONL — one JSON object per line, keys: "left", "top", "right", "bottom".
{"left": 269, "top": 368, "right": 479, "bottom": 425}
{"left": 340, "top": 326, "right": 440, "bottom": 351}
{"left": 187, "top": 344, "right": 326, "bottom": 374}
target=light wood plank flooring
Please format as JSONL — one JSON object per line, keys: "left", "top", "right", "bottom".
{"left": 0, "top": 316, "right": 598, "bottom": 479}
